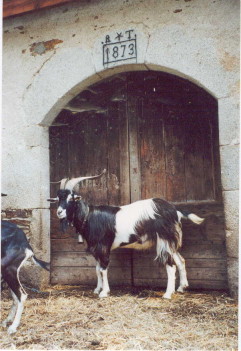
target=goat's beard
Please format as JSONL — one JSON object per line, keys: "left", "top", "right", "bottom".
{"left": 60, "top": 218, "right": 69, "bottom": 232}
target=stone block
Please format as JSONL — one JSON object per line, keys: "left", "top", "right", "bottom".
{"left": 218, "top": 97, "right": 240, "bottom": 146}
{"left": 222, "top": 190, "right": 239, "bottom": 232}
{"left": 227, "top": 257, "right": 238, "bottom": 299}
{"left": 225, "top": 230, "right": 239, "bottom": 259}
{"left": 30, "top": 209, "right": 50, "bottom": 261}
{"left": 220, "top": 145, "right": 239, "bottom": 191}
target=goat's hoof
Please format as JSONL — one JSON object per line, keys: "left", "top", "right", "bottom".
{"left": 177, "top": 284, "right": 189, "bottom": 293}
{"left": 7, "top": 325, "right": 17, "bottom": 334}
{"left": 1, "top": 321, "right": 8, "bottom": 328}
{"left": 177, "top": 286, "right": 184, "bottom": 293}
{"left": 94, "top": 288, "right": 101, "bottom": 294}
{"left": 99, "top": 291, "right": 109, "bottom": 298}
{"left": 163, "top": 293, "right": 172, "bottom": 299}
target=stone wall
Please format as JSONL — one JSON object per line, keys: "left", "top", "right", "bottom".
{"left": 2, "top": 0, "right": 239, "bottom": 295}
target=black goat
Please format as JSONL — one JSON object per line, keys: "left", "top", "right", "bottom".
{"left": 48, "top": 170, "right": 204, "bottom": 299}
{"left": 1, "top": 220, "right": 50, "bottom": 334}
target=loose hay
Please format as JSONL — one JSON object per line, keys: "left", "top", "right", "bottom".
{"left": 0, "top": 285, "right": 238, "bottom": 350}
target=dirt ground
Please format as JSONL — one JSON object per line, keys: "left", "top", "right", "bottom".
{"left": 0, "top": 285, "right": 238, "bottom": 350}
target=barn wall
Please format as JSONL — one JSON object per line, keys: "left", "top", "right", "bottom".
{"left": 2, "top": 0, "right": 239, "bottom": 295}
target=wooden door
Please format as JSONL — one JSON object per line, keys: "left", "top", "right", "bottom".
{"left": 50, "top": 71, "right": 227, "bottom": 290}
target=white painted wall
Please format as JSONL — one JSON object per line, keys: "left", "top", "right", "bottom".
{"left": 2, "top": 0, "right": 239, "bottom": 294}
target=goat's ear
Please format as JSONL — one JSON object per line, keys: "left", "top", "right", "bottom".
{"left": 47, "top": 197, "right": 58, "bottom": 202}
{"left": 74, "top": 195, "right": 82, "bottom": 201}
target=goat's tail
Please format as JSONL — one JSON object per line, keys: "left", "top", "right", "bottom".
{"left": 177, "top": 211, "right": 204, "bottom": 225}
{"left": 32, "top": 256, "right": 50, "bottom": 271}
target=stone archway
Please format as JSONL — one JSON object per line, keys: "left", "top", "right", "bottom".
{"left": 49, "top": 70, "right": 227, "bottom": 290}
{"left": 22, "top": 28, "right": 238, "bottom": 295}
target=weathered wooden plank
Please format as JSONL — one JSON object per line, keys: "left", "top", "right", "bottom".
{"left": 72, "top": 113, "right": 108, "bottom": 205}
{"left": 51, "top": 268, "right": 227, "bottom": 290}
{"left": 187, "top": 279, "right": 227, "bottom": 290}
{"left": 164, "top": 108, "right": 186, "bottom": 202}
{"left": 118, "top": 101, "right": 130, "bottom": 205}
{"left": 180, "top": 242, "right": 226, "bottom": 259}
{"left": 52, "top": 253, "right": 96, "bottom": 267}
{"left": 51, "top": 267, "right": 132, "bottom": 285}
{"left": 133, "top": 279, "right": 227, "bottom": 290}
{"left": 185, "top": 258, "right": 227, "bottom": 268}
{"left": 133, "top": 255, "right": 227, "bottom": 268}
{"left": 133, "top": 266, "right": 227, "bottom": 281}
{"left": 201, "top": 115, "right": 215, "bottom": 200}
{"left": 49, "top": 122, "right": 70, "bottom": 197}
{"left": 52, "top": 251, "right": 132, "bottom": 267}
{"left": 184, "top": 116, "right": 211, "bottom": 201}
{"left": 51, "top": 238, "right": 86, "bottom": 252}
{"left": 128, "top": 95, "right": 141, "bottom": 202}
{"left": 139, "top": 100, "right": 166, "bottom": 199}
{"left": 107, "top": 104, "right": 121, "bottom": 206}
{"left": 132, "top": 241, "right": 226, "bottom": 261}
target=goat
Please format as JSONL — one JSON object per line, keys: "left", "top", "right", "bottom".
{"left": 48, "top": 170, "right": 204, "bottom": 299}
{"left": 1, "top": 220, "right": 50, "bottom": 334}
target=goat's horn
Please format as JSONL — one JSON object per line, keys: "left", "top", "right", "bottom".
{"left": 60, "top": 178, "right": 69, "bottom": 190}
{"left": 50, "top": 178, "right": 69, "bottom": 189}
{"left": 65, "top": 169, "right": 106, "bottom": 191}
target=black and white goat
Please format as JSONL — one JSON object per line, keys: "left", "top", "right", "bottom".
{"left": 48, "top": 170, "right": 204, "bottom": 299}
{"left": 1, "top": 220, "right": 50, "bottom": 334}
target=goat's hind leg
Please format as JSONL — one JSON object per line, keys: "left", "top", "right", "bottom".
{"left": 173, "top": 252, "right": 189, "bottom": 293}
{"left": 163, "top": 264, "right": 176, "bottom": 299}
{"left": 2, "top": 251, "right": 30, "bottom": 334}
{"left": 156, "top": 237, "right": 176, "bottom": 299}
{"left": 8, "top": 289, "right": 27, "bottom": 334}
{"left": 3, "top": 268, "right": 28, "bottom": 334}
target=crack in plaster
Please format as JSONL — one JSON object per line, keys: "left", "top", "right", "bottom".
{"left": 129, "top": 21, "right": 151, "bottom": 31}
{"left": 23, "top": 50, "right": 56, "bottom": 98}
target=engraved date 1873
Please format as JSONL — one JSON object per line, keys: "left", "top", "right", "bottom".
{"left": 102, "top": 30, "right": 137, "bottom": 67}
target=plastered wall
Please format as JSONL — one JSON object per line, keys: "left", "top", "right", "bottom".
{"left": 2, "top": 0, "right": 239, "bottom": 295}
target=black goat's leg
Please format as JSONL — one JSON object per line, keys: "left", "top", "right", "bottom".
{"left": 2, "top": 251, "right": 30, "bottom": 334}
{"left": 3, "top": 269, "right": 27, "bottom": 334}
{"left": 1, "top": 289, "right": 18, "bottom": 327}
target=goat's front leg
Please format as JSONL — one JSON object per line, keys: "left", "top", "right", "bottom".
{"left": 94, "top": 262, "right": 103, "bottom": 294}
{"left": 163, "top": 264, "right": 176, "bottom": 299}
{"left": 1, "top": 289, "right": 18, "bottom": 327}
{"left": 99, "top": 267, "right": 110, "bottom": 298}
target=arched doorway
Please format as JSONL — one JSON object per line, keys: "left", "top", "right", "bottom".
{"left": 49, "top": 71, "right": 227, "bottom": 290}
